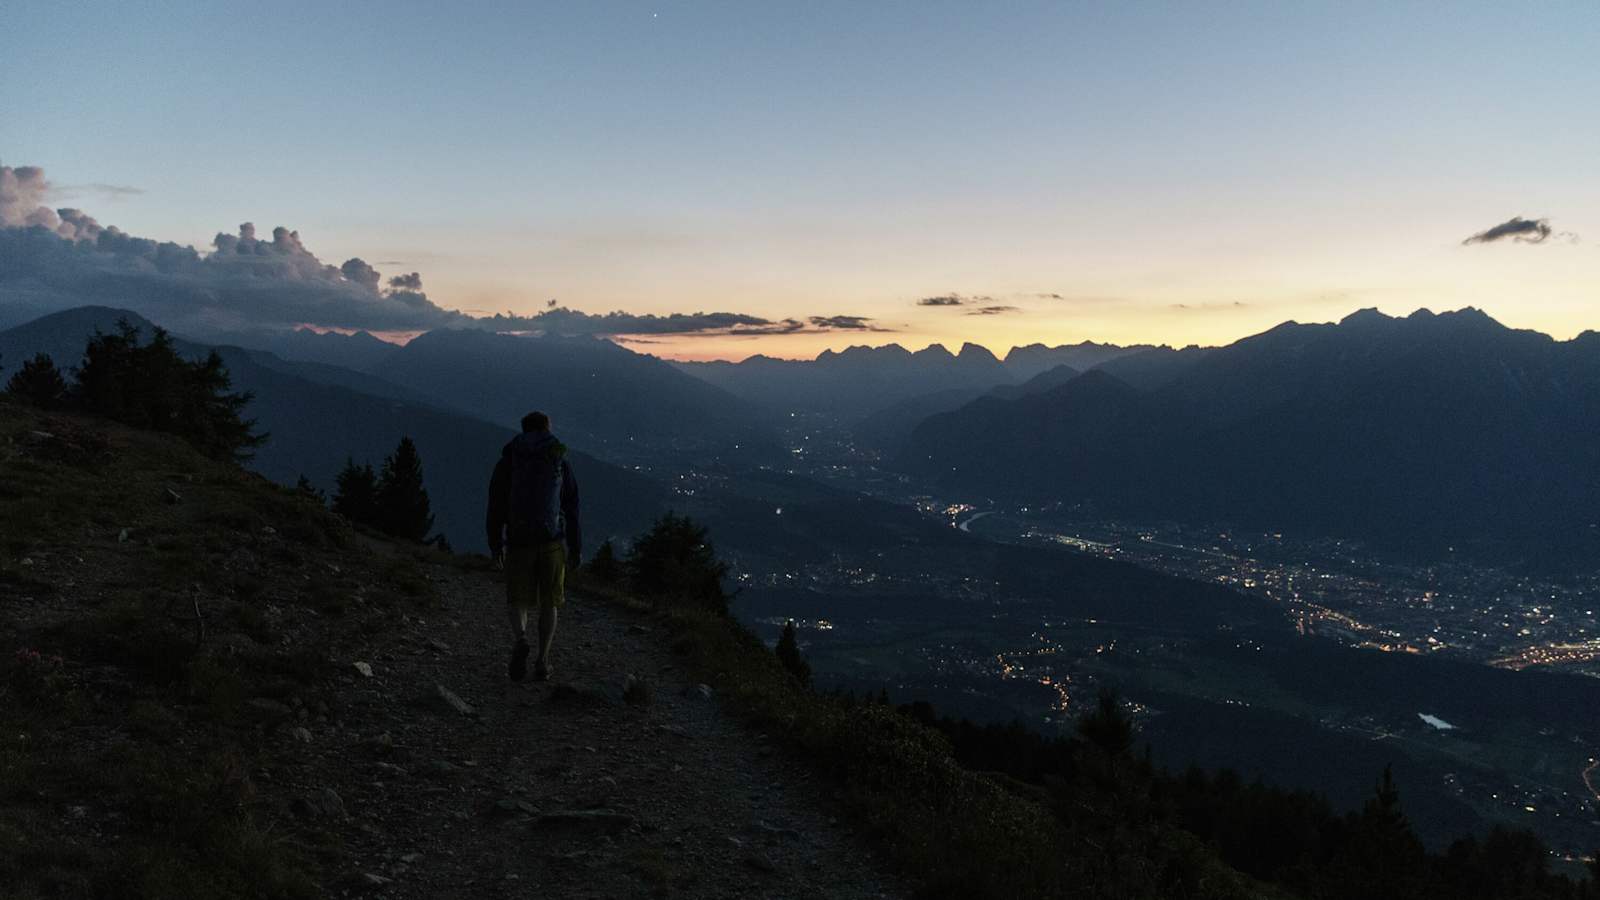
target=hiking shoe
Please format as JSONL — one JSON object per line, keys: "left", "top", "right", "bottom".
{"left": 532, "top": 658, "right": 552, "bottom": 682}
{"left": 509, "top": 637, "right": 530, "bottom": 682}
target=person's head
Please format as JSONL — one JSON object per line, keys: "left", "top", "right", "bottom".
{"left": 521, "top": 411, "right": 551, "bottom": 433}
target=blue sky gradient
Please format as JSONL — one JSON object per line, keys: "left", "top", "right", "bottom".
{"left": 5, "top": 1, "right": 1597, "bottom": 356}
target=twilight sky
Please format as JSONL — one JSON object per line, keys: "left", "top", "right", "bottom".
{"left": 4, "top": 1, "right": 1597, "bottom": 359}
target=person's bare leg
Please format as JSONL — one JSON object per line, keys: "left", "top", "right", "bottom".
{"left": 535, "top": 603, "right": 558, "bottom": 678}
{"left": 507, "top": 603, "right": 532, "bottom": 681}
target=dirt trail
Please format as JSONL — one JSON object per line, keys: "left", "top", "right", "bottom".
{"left": 289, "top": 565, "right": 903, "bottom": 899}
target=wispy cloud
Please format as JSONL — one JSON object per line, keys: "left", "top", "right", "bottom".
{"left": 965, "top": 305, "right": 1020, "bottom": 316}
{"left": 56, "top": 182, "right": 145, "bottom": 200}
{"left": 1461, "top": 216, "right": 1575, "bottom": 245}
{"left": 917, "top": 292, "right": 1002, "bottom": 307}
{"left": 1170, "top": 301, "right": 1250, "bottom": 311}
{"left": 809, "top": 315, "right": 883, "bottom": 330}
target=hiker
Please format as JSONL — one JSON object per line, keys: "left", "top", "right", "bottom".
{"left": 486, "top": 411, "right": 581, "bottom": 682}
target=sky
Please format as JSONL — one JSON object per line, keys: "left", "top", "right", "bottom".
{"left": 3, "top": 1, "right": 1598, "bottom": 360}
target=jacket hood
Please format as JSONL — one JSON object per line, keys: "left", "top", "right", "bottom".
{"left": 505, "top": 430, "right": 565, "bottom": 458}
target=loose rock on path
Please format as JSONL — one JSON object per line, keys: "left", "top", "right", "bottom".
{"left": 284, "top": 566, "right": 904, "bottom": 899}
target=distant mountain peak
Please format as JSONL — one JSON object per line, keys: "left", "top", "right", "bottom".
{"left": 821, "top": 343, "right": 911, "bottom": 362}
{"left": 912, "top": 344, "right": 956, "bottom": 361}
{"left": 956, "top": 342, "right": 1000, "bottom": 363}
{"left": 1339, "top": 308, "right": 1393, "bottom": 327}
{"left": 1436, "top": 306, "right": 1502, "bottom": 328}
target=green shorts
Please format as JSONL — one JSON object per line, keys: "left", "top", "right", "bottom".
{"left": 506, "top": 541, "right": 566, "bottom": 610}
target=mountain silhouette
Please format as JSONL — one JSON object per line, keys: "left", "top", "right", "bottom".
{"left": 900, "top": 308, "right": 1600, "bottom": 568}
{"left": 208, "top": 326, "right": 402, "bottom": 372}
{"left": 679, "top": 341, "right": 1019, "bottom": 419}
{"left": 853, "top": 363, "right": 1083, "bottom": 455}
{"left": 371, "top": 327, "right": 772, "bottom": 460}
{"left": 1001, "top": 340, "right": 1150, "bottom": 380}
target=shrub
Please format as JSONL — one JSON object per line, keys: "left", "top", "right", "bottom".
{"left": 6, "top": 647, "right": 67, "bottom": 709}
{"left": 587, "top": 539, "right": 622, "bottom": 583}
{"left": 775, "top": 620, "right": 812, "bottom": 686}
{"left": 293, "top": 475, "right": 325, "bottom": 504}
{"left": 331, "top": 458, "right": 378, "bottom": 524}
{"left": 624, "top": 512, "right": 730, "bottom": 613}
{"left": 5, "top": 353, "right": 67, "bottom": 408}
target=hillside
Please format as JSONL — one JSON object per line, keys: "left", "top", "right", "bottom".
{"left": 0, "top": 307, "right": 670, "bottom": 551}
{"left": 0, "top": 394, "right": 1297, "bottom": 900}
{"left": 0, "top": 397, "right": 904, "bottom": 898}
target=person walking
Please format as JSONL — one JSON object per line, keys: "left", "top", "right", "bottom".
{"left": 486, "top": 411, "right": 581, "bottom": 682}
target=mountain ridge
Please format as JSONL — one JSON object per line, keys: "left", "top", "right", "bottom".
{"left": 899, "top": 307, "right": 1600, "bottom": 568}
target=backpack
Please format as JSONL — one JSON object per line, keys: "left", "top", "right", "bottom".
{"left": 506, "top": 434, "right": 565, "bottom": 543}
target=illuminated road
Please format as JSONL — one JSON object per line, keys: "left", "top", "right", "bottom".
{"left": 958, "top": 510, "right": 994, "bottom": 533}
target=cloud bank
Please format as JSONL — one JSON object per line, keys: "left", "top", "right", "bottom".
{"left": 0, "top": 161, "right": 891, "bottom": 341}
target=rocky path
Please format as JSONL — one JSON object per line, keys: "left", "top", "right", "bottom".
{"left": 285, "top": 565, "right": 903, "bottom": 899}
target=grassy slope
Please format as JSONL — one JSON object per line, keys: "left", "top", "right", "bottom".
{"left": 578, "top": 577, "right": 1283, "bottom": 900}
{"left": 0, "top": 396, "right": 442, "bottom": 898}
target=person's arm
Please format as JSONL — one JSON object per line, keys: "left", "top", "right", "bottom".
{"left": 486, "top": 455, "right": 508, "bottom": 558}
{"left": 561, "top": 458, "right": 582, "bottom": 563}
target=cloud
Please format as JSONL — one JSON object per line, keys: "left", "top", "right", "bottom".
{"left": 488, "top": 307, "right": 775, "bottom": 336}
{"left": 917, "top": 293, "right": 997, "bottom": 307}
{"left": 964, "top": 305, "right": 1020, "bottom": 316}
{"left": 0, "top": 161, "right": 895, "bottom": 342}
{"left": 54, "top": 182, "right": 145, "bottom": 200}
{"left": 477, "top": 309, "right": 893, "bottom": 338}
{"left": 808, "top": 315, "right": 884, "bottom": 330}
{"left": 1461, "top": 216, "right": 1571, "bottom": 245}
{"left": 0, "top": 164, "right": 107, "bottom": 240}
{"left": 1170, "top": 301, "right": 1250, "bottom": 311}
{"left": 340, "top": 257, "right": 382, "bottom": 290}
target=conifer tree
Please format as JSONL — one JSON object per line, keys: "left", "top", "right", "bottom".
{"left": 1077, "top": 687, "right": 1135, "bottom": 758}
{"left": 332, "top": 458, "right": 379, "bottom": 525}
{"left": 587, "top": 539, "right": 622, "bottom": 583}
{"left": 375, "top": 436, "right": 433, "bottom": 541}
{"left": 624, "top": 512, "right": 729, "bottom": 613}
{"left": 5, "top": 353, "right": 68, "bottom": 408}
{"left": 776, "top": 620, "right": 812, "bottom": 687}
{"left": 71, "top": 320, "right": 264, "bottom": 461}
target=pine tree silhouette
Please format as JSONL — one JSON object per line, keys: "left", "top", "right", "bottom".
{"left": 71, "top": 320, "right": 264, "bottom": 461}
{"left": 332, "top": 457, "right": 379, "bottom": 525}
{"left": 776, "top": 620, "right": 812, "bottom": 686}
{"left": 5, "top": 353, "right": 67, "bottom": 408}
{"left": 1077, "top": 687, "right": 1135, "bottom": 757}
{"left": 375, "top": 436, "right": 433, "bottom": 541}
{"left": 624, "top": 512, "right": 729, "bottom": 613}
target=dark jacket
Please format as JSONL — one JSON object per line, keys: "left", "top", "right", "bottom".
{"left": 486, "top": 431, "right": 581, "bottom": 558}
